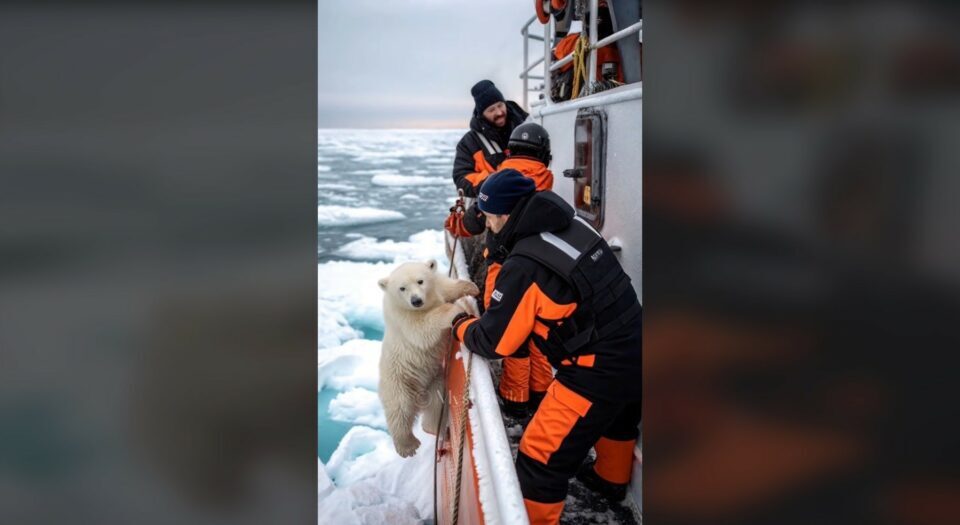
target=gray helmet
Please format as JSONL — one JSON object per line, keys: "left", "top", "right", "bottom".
{"left": 508, "top": 122, "right": 552, "bottom": 165}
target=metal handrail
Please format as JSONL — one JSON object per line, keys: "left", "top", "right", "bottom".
{"left": 594, "top": 20, "right": 642, "bottom": 50}
{"left": 520, "top": 15, "right": 538, "bottom": 108}
{"left": 548, "top": 21, "right": 642, "bottom": 74}
{"left": 521, "top": 56, "right": 545, "bottom": 76}
{"left": 549, "top": 54, "right": 573, "bottom": 73}
{"left": 521, "top": 4, "right": 643, "bottom": 110}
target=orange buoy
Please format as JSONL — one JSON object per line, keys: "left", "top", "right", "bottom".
{"left": 535, "top": 0, "right": 550, "bottom": 24}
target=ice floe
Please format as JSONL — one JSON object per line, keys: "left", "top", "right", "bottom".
{"left": 371, "top": 174, "right": 449, "bottom": 187}
{"left": 328, "top": 388, "right": 386, "bottom": 428}
{"left": 335, "top": 230, "right": 447, "bottom": 264}
{"left": 317, "top": 205, "right": 406, "bottom": 228}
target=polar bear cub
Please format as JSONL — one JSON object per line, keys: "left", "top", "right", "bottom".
{"left": 377, "top": 259, "right": 479, "bottom": 457}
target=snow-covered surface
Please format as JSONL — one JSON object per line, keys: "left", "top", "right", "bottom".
{"left": 317, "top": 261, "right": 393, "bottom": 337}
{"left": 318, "top": 423, "right": 435, "bottom": 525}
{"left": 328, "top": 388, "right": 387, "bottom": 429}
{"left": 317, "top": 340, "right": 380, "bottom": 392}
{"left": 336, "top": 230, "right": 448, "bottom": 263}
{"left": 448, "top": 232, "right": 529, "bottom": 525}
{"left": 371, "top": 173, "right": 448, "bottom": 187}
{"left": 317, "top": 205, "right": 406, "bottom": 227}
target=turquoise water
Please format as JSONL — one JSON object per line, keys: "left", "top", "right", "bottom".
{"left": 318, "top": 389, "right": 354, "bottom": 462}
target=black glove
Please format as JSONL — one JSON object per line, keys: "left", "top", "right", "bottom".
{"left": 451, "top": 312, "right": 476, "bottom": 341}
{"left": 461, "top": 202, "right": 486, "bottom": 235}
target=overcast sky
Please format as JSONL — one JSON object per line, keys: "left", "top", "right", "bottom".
{"left": 318, "top": 0, "right": 538, "bottom": 129}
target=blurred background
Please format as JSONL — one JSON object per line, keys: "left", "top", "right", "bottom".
{"left": 644, "top": 1, "right": 960, "bottom": 523}
{"left": 0, "top": 1, "right": 318, "bottom": 523}
{"left": 4, "top": 1, "right": 960, "bottom": 523}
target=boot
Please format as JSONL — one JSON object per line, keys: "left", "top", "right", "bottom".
{"left": 499, "top": 396, "right": 530, "bottom": 420}
{"left": 576, "top": 460, "right": 627, "bottom": 503}
{"left": 528, "top": 390, "right": 547, "bottom": 415}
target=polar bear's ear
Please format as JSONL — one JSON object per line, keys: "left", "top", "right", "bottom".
{"left": 426, "top": 259, "right": 437, "bottom": 270}
{"left": 377, "top": 277, "right": 389, "bottom": 290}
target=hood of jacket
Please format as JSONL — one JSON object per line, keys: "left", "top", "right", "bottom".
{"left": 499, "top": 157, "right": 553, "bottom": 191}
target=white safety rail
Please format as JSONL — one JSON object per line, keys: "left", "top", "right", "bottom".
{"left": 519, "top": 1, "right": 643, "bottom": 110}
{"left": 446, "top": 232, "right": 528, "bottom": 525}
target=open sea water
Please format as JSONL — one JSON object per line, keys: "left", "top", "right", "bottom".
{"left": 317, "top": 129, "right": 463, "bottom": 461}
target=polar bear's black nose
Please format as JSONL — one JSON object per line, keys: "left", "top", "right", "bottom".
{"left": 410, "top": 296, "right": 424, "bottom": 308}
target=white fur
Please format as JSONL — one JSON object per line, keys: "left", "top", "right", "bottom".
{"left": 377, "top": 259, "right": 479, "bottom": 457}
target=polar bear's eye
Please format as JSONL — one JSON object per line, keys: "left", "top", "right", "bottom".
{"left": 417, "top": 280, "right": 423, "bottom": 285}
{"left": 399, "top": 287, "right": 405, "bottom": 292}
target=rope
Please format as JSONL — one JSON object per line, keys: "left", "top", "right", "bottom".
{"left": 434, "top": 189, "right": 475, "bottom": 525}
{"left": 571, "top": 33, "right": 590, "bottom": 99}
{"left": 451, "top": 350, "right": 473, "bottom": 525}
{"left": 433, "top": 230, "right": 459, "bottom": 525}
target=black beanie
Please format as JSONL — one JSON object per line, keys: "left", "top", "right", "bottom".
{"left": 478, "top": 169, "right": 536, "bottom": 215}
{"left": 471, "top": 79, "right": 505, "bottom": 114}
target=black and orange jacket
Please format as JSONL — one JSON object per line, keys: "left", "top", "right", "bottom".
{"left": 454, "top": 191, "right": 642, "bottom": 402}
{"left": 452, "top": 101, "right": 528, "bottom": 197}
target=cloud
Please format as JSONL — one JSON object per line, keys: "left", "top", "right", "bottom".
{"left": 318, "top": 0, "right": 539, "bottom": 128}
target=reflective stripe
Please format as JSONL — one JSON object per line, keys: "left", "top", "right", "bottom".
{"left": 491, "top": 140, "right": 503, "bottom": 154}
{"left": 540, "top": 232, "right": 581, "bottom": 260}
{"left": 573, "top": 214, "right": 602, "bottom": 237}
{"left": 475, "top": 131, "right": 497, "bottom": 156}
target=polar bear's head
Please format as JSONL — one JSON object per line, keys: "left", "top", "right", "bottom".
{"left": 378, "top": 260, "right": 440, "bottom": 311}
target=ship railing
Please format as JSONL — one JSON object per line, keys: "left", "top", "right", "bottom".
{"left": 520, "top": 0, "right": 643, "bottom": 110}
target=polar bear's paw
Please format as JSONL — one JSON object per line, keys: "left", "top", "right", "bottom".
{"left": 458, "top": 281, "right": 480, "bottom": 298}
{"left": 394, "top": 435, "right": 421, "bottom": 458}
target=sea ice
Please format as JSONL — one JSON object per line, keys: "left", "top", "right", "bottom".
{"left": 328, "top": 388, "right": 386, "bottom": 429}
{"left": 335, "top": 230, "right": 448, "bottom": 264}
{"left": 317, "top": 339, "right": 381, "bottom": 392}
{"left": 320, "top": 423, "right": 437, "bottom": 522}
{"left": 317, "top": 205, "right": 405, "bottom": 228}
{"left": 371, "top": 174, "right": 448, "bottom": 187}
{"left": 317, "top": 260, "right": 393, "bottom": 333}
{"left": 317, "top": 305, "right": 362, "bottom": 349}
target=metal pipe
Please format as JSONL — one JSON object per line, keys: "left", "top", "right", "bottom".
{"left": 533, "top": 84, "right": 641, "bottom": 117}
{"left": 520, "top": 56, "right": 545, "bottom": 77}
{"left": 542, "top": 14, "right": 552, "bottom": 108}
{"left": 549, "top": 53, "right": 573, "bottom": 72}
{"left": 522, "top": 26, "right": 529, "bottom": 108}
{"left": 520, "top": 14, "right": 537, "bottom": 34}
{"left": 527, "top": 34, "right": 544, "bottom": 42}
{"left": 588, "top": 0, "right": 599, "bottom": 88}
{"left": 593, "top": 20, "right": 642, "bottom": 50}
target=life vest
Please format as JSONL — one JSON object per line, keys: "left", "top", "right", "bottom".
{"left": 508, "top": 214, "right": 641, "bottom": 360}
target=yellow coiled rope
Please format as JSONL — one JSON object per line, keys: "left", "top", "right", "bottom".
{"left": 571, "top": 33, "right": 590, "bottom": 99}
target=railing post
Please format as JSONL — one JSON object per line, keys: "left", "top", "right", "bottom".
{"left": 522, "top": 25, "right": 529, "bottom": 109}
{"left": 588, "top": 0, "right": 599, "bottom": 90}
{"left": 542, "top": 15, "right": 552, "bottom": 108}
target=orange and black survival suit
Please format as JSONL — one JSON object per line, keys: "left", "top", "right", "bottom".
{"left": 453, "top": 188, "right": 642, "bottom": 525}
{"left": 457, "top": 124, "right": 556, "bottom": 414}
{"left": 463, "top": 155, "right": 555, "bottom": 414}
{"left": 452, "top": 80, "right": 528, "bottom": 197}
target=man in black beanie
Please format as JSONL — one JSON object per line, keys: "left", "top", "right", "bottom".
{"left": 451, "top": 80, "right": 528, "bottom": 198}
